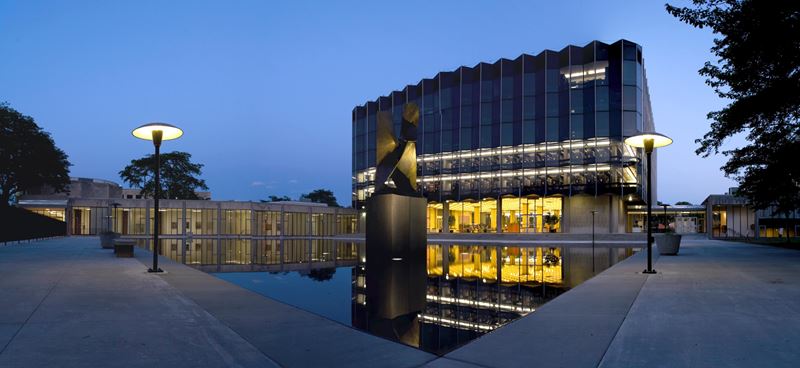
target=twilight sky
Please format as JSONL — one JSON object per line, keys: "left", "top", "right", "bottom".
{"left": 0, "top": 0, "right": 739, "bottom": 206}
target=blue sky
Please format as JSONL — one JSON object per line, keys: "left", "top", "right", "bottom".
{"left": 0, "top": 0, "right": 738, "bottom": 205}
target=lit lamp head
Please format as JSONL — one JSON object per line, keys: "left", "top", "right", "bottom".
{"left": 132, "top": 122, "right": 183, "bottom": 147}
{"left": 624, "top": 132, "right": 672, "bottom": 154}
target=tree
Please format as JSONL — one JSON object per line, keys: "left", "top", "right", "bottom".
{"left": 675, "top": 201, "right": 693, "bottom": 206}
{"left": 302, "top": 268, "right": 336, "bottom": 282}
{"left": 262, "top": 195, "right": 291, "bottom": 202}
{"left": 119, "top": 151, "right": 208, "bottom": 199}
{"left": 0, "top": 103, "right": 70, "bottom": 206}
{"left": 300, "top": 189, "right": 340, "bottom": 207}
{"left": 667, "top": 1, "right": 800, "bottom": 238}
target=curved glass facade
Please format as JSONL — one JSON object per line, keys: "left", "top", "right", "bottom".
{"left": 353, "top": 40, "right": 654, "bottom": 233}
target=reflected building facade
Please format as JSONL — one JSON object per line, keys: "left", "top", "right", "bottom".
{"left": 353, "top": 40, "right": 654, "bottom": 234}
{"left": 353, "top": 243, "right": 637, "bottom": 354}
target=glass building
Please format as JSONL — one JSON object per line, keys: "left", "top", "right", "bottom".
{"left": 353, "top": 40, "right": 655, "bottom": 234}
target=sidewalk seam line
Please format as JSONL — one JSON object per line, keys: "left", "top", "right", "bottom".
{"left": 594, "top": 273, "right": 650, "bottom": 368}
{"left": 0, "top": 240, "right": 79, "bottom": 355}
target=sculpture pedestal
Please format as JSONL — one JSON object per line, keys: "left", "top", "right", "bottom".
{"left": 365, "top": 193, "right": 427, "bottom": 344}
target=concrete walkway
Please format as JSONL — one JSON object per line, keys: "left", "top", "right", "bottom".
{"left": 0, "top": 237, "right": 276, "bottom": 367}
{"left": 0, "top": 237, "right": 434, "bottom": 368}
{"left": 3, "top": 236, "right": 799, "bottom": 367}
{"left": 435, "top": 235, "right": 800, "bottom": 367}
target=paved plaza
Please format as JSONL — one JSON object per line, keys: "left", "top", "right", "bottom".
{"left": 1, "top": 236, "right": 799, "bottom": 367}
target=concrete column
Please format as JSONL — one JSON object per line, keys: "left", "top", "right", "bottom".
{"left": 216, "top": 203, "right": 222, "bottom": 267}
{"left": 496, "top": 198, "right": 503, "bottom": 233}
{"left": 495, "top": 245, "right": 502, "bottom": 281}
{"left": 279, "top": 239, "right": 285, "bottom": 272}
{"left": 442, "top": 202, "right": 450, "bottom": 233}
{"left": 562, "top": 197, "right": 570, "bottom": 233}
{"left": 442, "top": 244, "right": 449, "bottom": 276}
{"left": 105, "top": 202, "right": 112, "bottom": 233}
{"left": 706, "top": 200, "right": 714, "bottom": 239}
{"left": 145, "top": 200, "right": 151, "bottom": 250}
{"left": 306, "top": 239, "right": 311, "bottom": 264}
{"left": 250, "top": 208, "right": 257, "bottom": 265}
{"left": 65, "top": 201, "right": 72, "bottom": 236}
{"left": 335, "top": 207, "right": 340, "bottom": 235}
{"left": 333, "top": 236, "right": 338, "bottom": 265}
{"left": 307, "top": 207, "right": 313, "bottom": 237}
{"left": 754, "top": 212, "right": 760, "bottom": 239}
{"left": 181, "top": 202, "right": 186, "bottom": 265}
{"left": 608, "top": 195, "right": 617, "bottom": 234}
{"left": 280, "top": 205, "right": 286, "bottom": 238}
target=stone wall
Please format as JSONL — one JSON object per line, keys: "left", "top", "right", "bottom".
{"left": 562, "top": 194, "right": 626, "bottom": 234}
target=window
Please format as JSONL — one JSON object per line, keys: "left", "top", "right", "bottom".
{"left": 546, "top": 93, "right": 559, "bottom": 117}
{"left": 523, "top": 73, "right": 535, "bottom": 96}
{"left": 501, "top": 123, "right": 513, "bottom": 146}
{"left": 596, "top": 112, "right": 609, "bottom": 137}
{"left": 623, "top": 86, "right": 637, "bottom": 111}
{"left": 596, "top": 87, "right": 609, "bottom": 111}
{"left": 546, "top": 118, "right": 559, "bottom": 142}
{"left": 523, "top": 96, "right": 535, "bottom": 120}
{"left": 501, "top": 100, "right": 513, "bottom": 123}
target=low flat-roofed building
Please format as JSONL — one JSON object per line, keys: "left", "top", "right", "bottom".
{"left": 703, "top": 189, "right": 799, "bottom": 239}
{"left": 17, "top": 178, "right": 361, "bottom": 265}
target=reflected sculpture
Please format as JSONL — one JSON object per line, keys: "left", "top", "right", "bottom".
{"left": 375, "top": 103, "right": 419, "bottom": 195}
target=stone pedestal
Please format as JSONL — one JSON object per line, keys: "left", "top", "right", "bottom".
{"left": 365, "top": 193, "right": 427, "bottom": 344}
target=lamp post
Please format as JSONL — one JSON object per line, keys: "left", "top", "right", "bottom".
{"left": 624, "top": 132, "right": 672, "bottom": 274}
{"left": 109, "top": 202, "right": 120, "bottom": 233}
{"left": 132, "top": 123, "right": 183, "bottom": 273}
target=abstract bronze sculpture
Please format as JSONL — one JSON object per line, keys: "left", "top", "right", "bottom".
{"left": 374, "top": 103, "right": 419, "bottom": 195}
{"left": 365, "top": 103, "right": 426, "bottom": 335}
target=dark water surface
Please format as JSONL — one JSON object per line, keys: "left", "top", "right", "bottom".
{"left": 214, "top": 242, "right": 638, "bottom": 355}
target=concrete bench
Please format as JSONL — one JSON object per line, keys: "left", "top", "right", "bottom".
{"left": 113, "top": 239, "right": 135, "bottom": 258}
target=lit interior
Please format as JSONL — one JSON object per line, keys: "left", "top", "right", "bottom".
{"left": 426, "top": 197, "right": 563, "bottom": 233}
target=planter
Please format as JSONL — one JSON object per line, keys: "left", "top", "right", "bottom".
{"left": 655, "top": 233, "right": 682, "bottom": 255}
{"left": 100, "top": 232, "right": 119, "bottom": 249}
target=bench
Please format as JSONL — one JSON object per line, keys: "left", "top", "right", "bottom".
{"left": 113, "top": 239, "right": 135, "bottom": 258}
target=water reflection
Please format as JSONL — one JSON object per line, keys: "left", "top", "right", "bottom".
{"left": 353, "top": 244, "right": 636, "bottom": 354}
{"left": 210, "top": 241, "right": 637, "bottom": 355}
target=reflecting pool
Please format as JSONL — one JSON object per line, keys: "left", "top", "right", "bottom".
{"left": 213, "top": 242, "right": 638, "bottom": 355}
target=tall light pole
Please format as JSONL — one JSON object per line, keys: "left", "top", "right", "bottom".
{"left": 624, "top": 132, "right": 672, "bottom": 274}
{"left": 132, "top": 123, "right": 183, "bottom": 273}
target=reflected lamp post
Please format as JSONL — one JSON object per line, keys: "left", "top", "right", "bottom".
{"left": 591, "top": 210, "right": 596, "bottom": 274}
{"left": 624, "top": 132, "right": 672, "bottom": 274}
{"left": 132, "top": 123, "right": 183, "bottom": 273}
